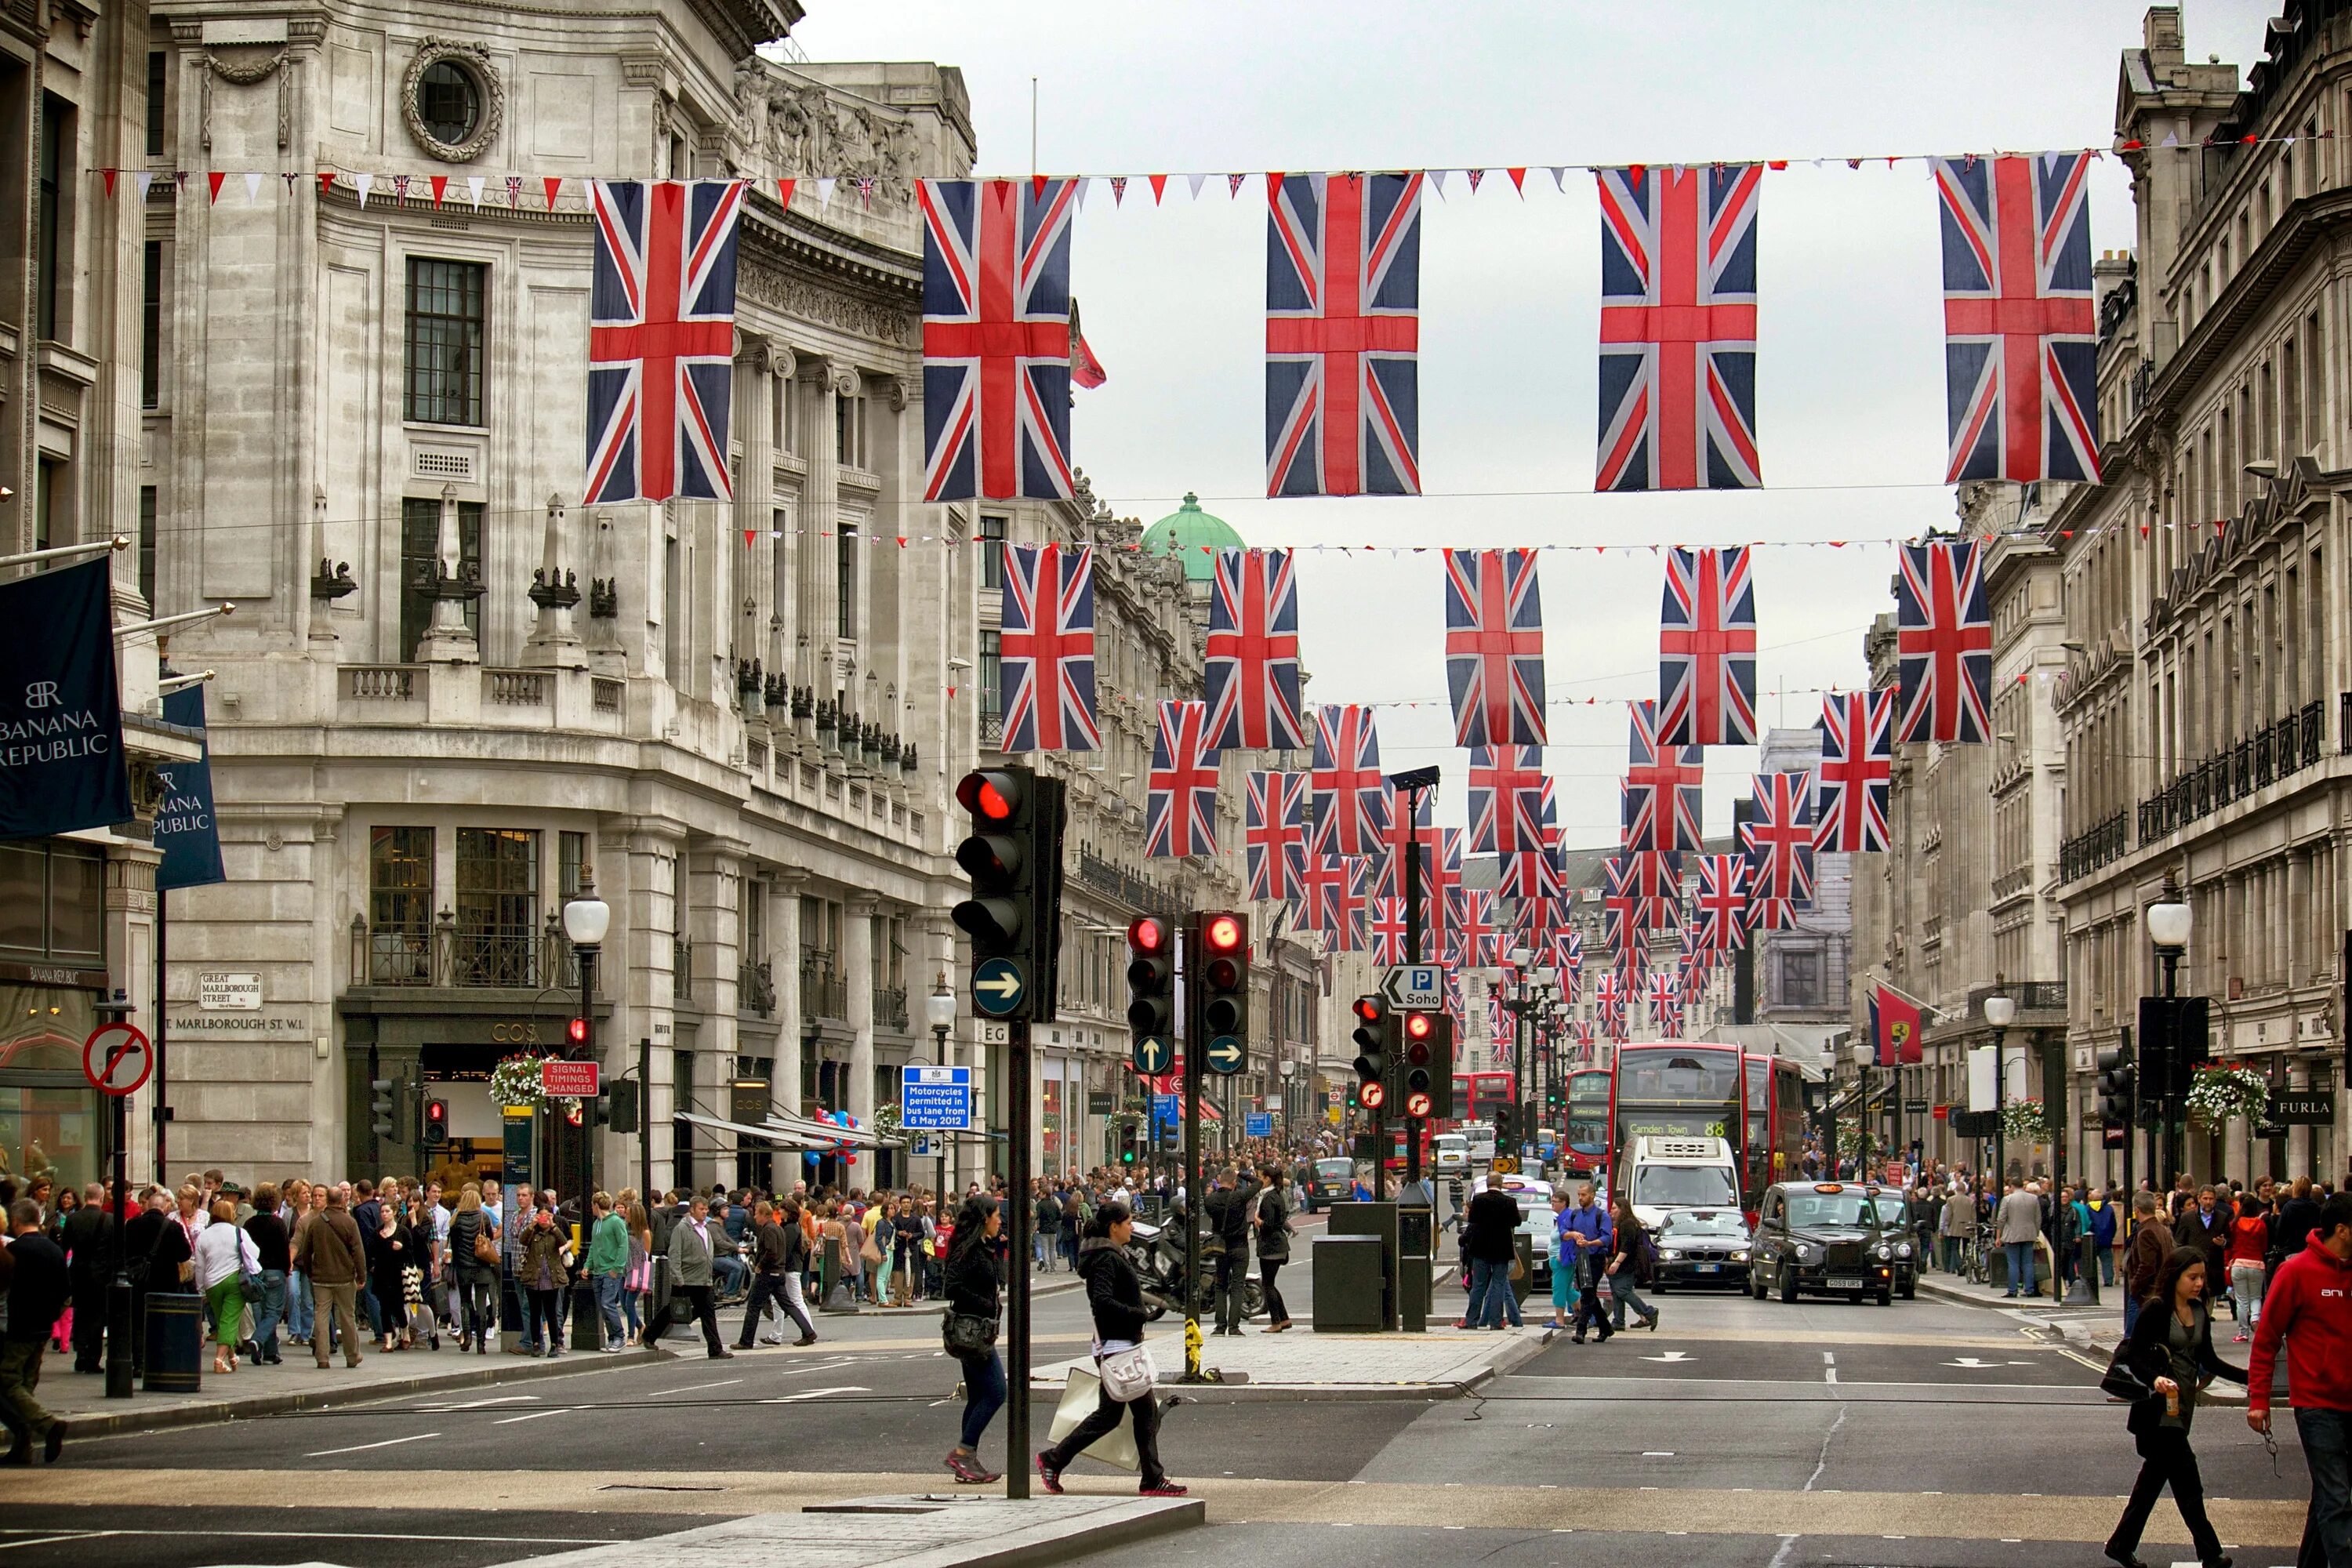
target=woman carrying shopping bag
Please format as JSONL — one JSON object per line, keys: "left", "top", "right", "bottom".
{"left": 1033, "top": 1200, "right": 1188, "bottom": 1498}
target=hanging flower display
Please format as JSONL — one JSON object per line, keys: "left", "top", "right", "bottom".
{"left": 871, "top": 1103, "right": 903, "bottom": 1142}
{"left": 489, "top": 1052, "right": 553, "bottom": 1108}
{"left": 2187, "top": 1064, "right": 2268, "bottom": 1130}
{"left": 1999, "top": 1097, "right": 2051, "bottom": 1143}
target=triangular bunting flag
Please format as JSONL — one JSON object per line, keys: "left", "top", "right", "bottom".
{"left": 506, "top": 174, "right": 522, "bottom": 207}
{"left": 743, "top": 528, "right": 757, "bottom": 549}
{"left": 316, "top": 171, "right": 336, "bottom": 198}
{"left": 854, "top": 174, "right": 877, "bottom": 206}
{"left": 136, "top": 171, "right": 155, "bottom": 201}
{"left": 244, "top": 170, "right": 263, "bottom": 203}
{"left": 354, "top": 172, "right": 372, "bottom": 207}
{"left": 1110, "top": 176, "right": 1127, "bottom": 205}
{"left": 392, "top": 173, "right": 410, "bottom": 201}
{"left": 775, "top": 177, "right": 797, "bottom": 208}
{"left": 466, "top": 175, "right": 485, "bottom": 209}
{"left": 1185, "top": 172, "right": 1207, "bottom": 200}
{"left": 1074, "top": 176, "right": 1090, "bottom": 209}
{"left": 1466, "top": 168, "right": 1485, "bottom": 191}
{"left": 1032, "top": 174, "right": 1048, "bottom": 199}
{"left": 1428, "top": 169, "right": 1449, "bottom": 197}
{"left": 283, "top": 171, "right": 299, "bottom": 196}
{"left": 429, "top": 175, "right": 448, "bottom": 206}
{"left": 1227, "top": 172, "right": 1246, "bottom": 196}
{"left": 100, "top": 168, "right": 117, "bottom": 198}
{"left": 1506, "top": 167, "right": 1526, "bottom": 194}
{"left": 543, "top": 176, "right": 562, "bottom": 209}
{"left": 206, "top": 171, "right": 226, "bottom": 203}
{"left": 1549, "top": 166, "right": 1566, "bottom": 191}
{"left": 816, "top": 176, "right": 837, "bottom": 204}
{"left": 1149, "top": 174, "right": 1168, "bottom": 204}
{"left": 1767, "top": 159, "right": 1788, "bottom": 170}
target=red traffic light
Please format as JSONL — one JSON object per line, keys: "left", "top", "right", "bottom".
{"left": 955, "top": 770, "right": 1018, "bottom": 822}
{"left": 1360, "top": 1081, "right": 1387, "bottom": 1109}
{"left": 1403, "top": 1011, "right": 1434, "bottom": 1040}
{"left": 1203, "top": 913, "right": 1243, "bottom": 953}
{"left": 567, "top": 1018, "right": 589, "bottom": 1046}
{"left": 1405, "top": 1091, "right": 1433, "bottom": 1119}
{"left": 1127, "top": 916, "right": 1168, "bottom": 954}
{"left": 1351, "top": 994, "right": 1384, "bottom": 1024}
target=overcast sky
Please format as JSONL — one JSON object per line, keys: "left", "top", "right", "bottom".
{"left": 793, "top": 2, "right": 2278, "bottom": 845}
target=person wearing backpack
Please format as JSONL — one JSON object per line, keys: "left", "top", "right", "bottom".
{"left": 1605, "top": 1193, "right": 1661, "bottom": 1333}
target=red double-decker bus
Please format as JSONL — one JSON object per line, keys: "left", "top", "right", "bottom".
{"left": 1742, "top": 1049, "right": 1806, "bottom": 1205}
{"left": 1563, "top": 1066, "right": 1612, "bottom": 1184}
{"left": 1450, "top": 1069, "right": 1515, "bottom": 1130}
{"left": 1607, "top": 1040, "right": 1744, "bottom": 1189}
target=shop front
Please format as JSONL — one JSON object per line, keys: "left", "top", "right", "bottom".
{"left": 0, "top": 968, "right": 105, "bottom": 1199}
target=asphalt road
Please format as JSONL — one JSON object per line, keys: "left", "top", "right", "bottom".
{"left": 11, "top": 1251, "right": 2323, "bottom": 1568}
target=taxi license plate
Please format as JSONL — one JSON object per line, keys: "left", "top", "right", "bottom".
{"left": 1693, "top": 1263, "right": 1719, "bottom": 1274}
{"left": 1826, "top": 1276, "right": 1863, "bottom": 1290}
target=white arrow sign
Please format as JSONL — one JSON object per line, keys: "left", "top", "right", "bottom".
{"left": 1944, "top": 1357, "right": 2004, "bottom": 1369}
{"left": 1381, "top": 964, "right": 1446, "bottom": 1010}
{"left": 1641, "top": 1351, "right": 1694, "bottom": 1363}
{"left": 975, "top": 972, "right": 1021, "bottom": 998}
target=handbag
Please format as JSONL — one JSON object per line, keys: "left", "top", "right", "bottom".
{"left": 1051, "top": 1366, "right": 1140, "bottom": 1472}
{"left": 472, "top": 1222, "right": 499, "bottom": 1266}
{"left": 1097, "top": 1343, "right": 1156, "bottom": 1403}
{"left": 942, "top": 1311, "right": 999, "bottom": 1355}
{"left": 2100, "top": 1335, "right": 2152, "bottom": 1404}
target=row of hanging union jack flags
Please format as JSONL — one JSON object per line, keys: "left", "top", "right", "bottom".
{"left": 912, "top": 156, "right": 2101, "bottom": 503}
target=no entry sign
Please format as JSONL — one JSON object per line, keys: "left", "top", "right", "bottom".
{"left": 82, "top": 1021, "right": 154, "bottom": 1097}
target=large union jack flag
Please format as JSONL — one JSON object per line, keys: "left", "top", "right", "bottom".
{"left": 1468, "top": 744, "right": 1549, "bottom": 856}
{"left": 1205, "top": 548, "right": 1306, "bottom": 750}
{"left": 1501, "top": 839, "right": 1563, "bottom": 902}
{"left": 1267, "top": 172, "right": 1424, "bottom": 496}
{"left": 1595, "top": 970, "right": 1629, "bottom": 1044}
{"left": 1659, "top": 546, "right": 1758, "bottom": 747}
{"left": 1245, "top": 770, "right": 1308, "bottom": 903}
{"left": 1450, "top": 887, "right": 1496, "bottom": 970}
{"left": 1816, "top": 688, "right": 1894, "bottom": 853}
{"left": 1300, "top": 855, "right": 1370, "bottom": 952}
{"left": 1569, "top": 1016, "right": 1598, "bottom": 1054}
{"left": 1145, "top": 700, "right": 1219, "bottom": 858}
{"left": 1896, "top": 540, "right": 1993, "bottom": 744}
{"left": 998, "top": 543, "right": 1098, "bottom": 752}
{"left": 919, "top": 178, "right": 1076, "bottom": 502}
{"left": 1369, "top": 893, "right": 1410, "bottom": 966}
{"left": 1742, "top": 769, "right": 1817, "bottom": 909}
{"left": 1647, "top": 969, "right": 1685, "bottom": 1032}
{"left": 1693, "top": 854, "right": 1748, "bottom": 953}
{"left": 1309, "top": 704, "right": 1389, "bottom": 858}
{"left": 586, "top": 180, "right": 745, "bottom": 504}
{"left": 1596, "top": 164, "right": 1762, "bottom": 492}
{"left": 1935, "top": 154, "right": 2099, "bottom": 484}
{"left": 1444, "top": 549, "right": 1546, "bottom": 747}
{"left": 1624, "top": 699, "right": 1703, "bottom": 854}
{"left": 1626, "top": 848, "right": 1682, "bottom": 932}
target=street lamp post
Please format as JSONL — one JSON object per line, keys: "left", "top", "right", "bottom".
{"left": 560, "top": 868, "right": 610, "bottom": 1351}
{"left": 1849, "top": 1040, "right": 1875, "bottom": 1181}
{"left": 926, "top": 976, "right": 956, "bottom": 1193}
{"left": 2145, "top": 877, "right": 2193, "bottom": 1189}
{"left": 1984, "top": 989, "right": 2016, "bottom": 1192}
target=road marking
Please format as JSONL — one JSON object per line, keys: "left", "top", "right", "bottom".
{"left": 2, "top": 1530, "right": 614, "bottom": 1548}
{"left": 652, "top": 1378, "right": 743, "bottom": 1396}
{"left": 0, "top": 1534, "right": 119, "bottom": 1552}
{"left": 1640, "top": 1351, "right": 1693, "bottom": 1363}
{"left": 1823, "top": 1352, "right": 1837, "bottom": 1385}
{"left": 492, "top": 1408, "right": 575, "bottom": 1424}
{"left": 763, "top": 1385, "right": 870, "bottom": 1403}
{"left": 413, "top": 1394, "right": 540, "bottom": 1412}
{"left": 306, "top": 1432, "right": 441, "bottom": 1458}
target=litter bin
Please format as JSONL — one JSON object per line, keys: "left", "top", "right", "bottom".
{"left": 143, "top": 1290, "right": 204, "bottom": 1394}
{"left": 1312, "top": 1234, "right": 1388, "bottom": 1332}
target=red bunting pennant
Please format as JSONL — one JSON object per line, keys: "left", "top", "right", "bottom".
{"left": 206, "top": 171, "right": 226, "bottom": 203}
{"left": 1149, "top": 174, "right": 1167, "bottom": 204}
{"left": 100, "top": 168, "right": 117, "bottom": 198}
{"left": 429, "top": 175, "right": 448, "bottom": 207}
{"left": 1628, "top": 162, "right": 1646, "bottom": 182}
{"left": 742, "top": 528, "right": 757, "bottom": 548}
{"left": 776, "top": 177, "right": 797, "bottom": 207}
{"left": 543, "top": 176, "right": 562, "bottom": 210}
{"left": 1507, "top": 167, "right": 1526, "bottom": 193}
{"left": 1767, "top": 159, "right": 1788, "bottom": 170}
{"left": 1032, "top": 173, "right": 1048, "bottom": 199}
{"left": 318, "top": 171, "right": 336, "bottom": 197}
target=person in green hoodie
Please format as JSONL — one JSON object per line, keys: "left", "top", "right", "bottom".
{"left": 585, "top": 1192, "right": 631, "bottom": 1352}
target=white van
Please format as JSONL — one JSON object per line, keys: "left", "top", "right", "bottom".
{"left": 1626, "top": 1134, "right": 1740, "bottom": 1228}
{"left": 1432, "top": 1132, "right": 1470, "bottom": 1171}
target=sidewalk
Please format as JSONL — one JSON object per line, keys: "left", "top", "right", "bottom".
{"left": 1032, "top": 1321, "right": 1552, "bottom": 1399}
{"left": 38, "top": 1338, "right": 666, "bottom": 1440}
{"left": 499, "top": 1493, "right": 1202, "bottom": 1568}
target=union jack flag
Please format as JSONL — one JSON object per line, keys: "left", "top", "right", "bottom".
{"left": 1145, "top": 700, "right": 1219, "bottom": 858}
{"left": 998, "top": 543, "right": 1098, "bottom": 752}
{"left": 1298, "top": 854, "right": 1368, "bottom": 951}
{"left": 1468, "top": 745, "right": 1548, "bottom": 856}
{"left": 919, "top": 178, "right": 1076, "bottom": 502}
{"left": 1309, "top": 704, "right": 1389, "bottom": 858}
{"left": 1444, "top": 549, "right": 1546, "bottom": 747}
{"left": 1369, "top": 893, "right": 1410, "bottom": 965}
{"left": 1659, "top": 546, "right": 1758, "bottom": 747}
{"left": 1450, "top": 888, "right": 1496, "bottom": 970}
{"left": 1935, "top": 154, "right": 2099, "bottom": 484}
{"left": 1647, "top": 968, "right": 1684, "bottom": 1031}
{"left": 586, "top": 180, "right": 745, "bottom": 503}
{"left": 1601, "top": 858, "right": 1637, "bottom": 964}
{"left": 1205, "top": 549, "right": 1306, "bottom": 750}
{"left": 1816, "top": 689, "right": 1894, "bottom": 852}
{"left": 1694, "top": 854, "right": 1748, "bottom": 952}
{"left": 1741, "top": 769, "right": 1817, "bottom": 906}
{"left": 1595, "top": 971, "right": 1629, "bottom": 1044}
{"left": 1624, "top": 699, "right": 1702, "bottom": 854}
{"left": 1596, "top": 164, "right": 1762, "bottom": 492}
{"left": 1748, "top": 896, "right": 1798, "bottom": 932}
{"left": 1896, "top": 540, "right": 1993, "bottom": 744}
{"left": 1245, "top": 771, "right": 1308, "bottom": 903}
{"left": 1427, "top": 828, "right": 1465, "bottom": 956}
{"left": 1500, "top": 845, "right": 1563, "bottom": 902}
{"left": 1267, "top": 172, "right": 1423, "bottom": 496}
{"left": 1373, "top": 789, "right": 1441, "bottom": 900}
{"left": 1624, "top": 849, "right": 1682, "bottom": 931}
{"left": 1570, "top": 1017, "right": 1598, "bottom": 1054}
{"left": 1558, "top": 927, "right": 1584, "bottom": 977}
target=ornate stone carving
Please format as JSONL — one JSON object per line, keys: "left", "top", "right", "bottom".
{"left": 737, "top": 259, "right": 913, "bottom": 347}
{"left": 755, "top": 74, "right": 920, "bottom": 205}
{"left": 199, "top": 46, "right": 292, "bottom": 151}
{"left": 401, "top": 38, "right": 503, "bottom": 164}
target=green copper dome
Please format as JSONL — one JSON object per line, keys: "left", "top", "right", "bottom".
{"left": 1140, "top": 493, "right": 1243, "bottom": 582}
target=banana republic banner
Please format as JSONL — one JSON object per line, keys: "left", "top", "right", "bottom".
{"left": 154, "top": 685, "right": 225, "bottom": 889}
{"left": 0, "top": 558, "right": 132, "bottom": 839}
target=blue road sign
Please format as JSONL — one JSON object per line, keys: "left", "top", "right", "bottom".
{"left": 900, "top": 1064, "right": 973, "bottom": 1131}
{"left": 1205, "top": 1034, "right": 1245, "bottom": 1074}
{"left": 1244, "top": 1112, "right": 1273, "bottom": 1138}
{"left": 1131, "top": 1035, "right": 1173, "bottom": 1076}
{"left": 1151, "top": 1093, "right": 1179, "bottom": 1129}
{"left": 971, "top": 957, "right": 1026, "bottom": 1017}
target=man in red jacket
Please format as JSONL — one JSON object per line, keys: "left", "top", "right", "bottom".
{"left": 2249, "top": 1193, "right": 2352, "bottom": 1567}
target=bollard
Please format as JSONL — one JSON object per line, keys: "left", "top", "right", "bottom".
{"left": 2067, "top": 1232, "right": 2099, "bottom": 1305}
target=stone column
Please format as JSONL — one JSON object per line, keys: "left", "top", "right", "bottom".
{"left": 795, "top": 358, "right": 841, "bottom": 692}
{"left": 521, "top": 493, "right": 586, "bottom": 670}
{"left": 845, "top": 897, "right": 877, "bottom": 1126}
{"left": 417, "top": 483, "right": 481, "bottom": 664}
{"left": 775, "top": 872, "right": 807, "bottom": 1118}
{"left": 619, "top": 821, "right": 685, "bottom": 1191}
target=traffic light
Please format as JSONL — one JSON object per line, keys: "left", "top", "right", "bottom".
{"left": 1125, "top": 916, "right": 1174, "bottom": 1073}
{"left": 567, "top": 1017, "right": 589, "bottom": 1048}
{"left": 1399, "top": 1010, "right": 1437, "bottom": 1120}
{"left": 1349, "top": 994, "right": 1390, "bottom": 1112}
{"left": 1195, "top": 911, "right": 1249, "bottom": 1074}
{"left": 423, "top": 1098, "right": 449, "bottom": 1145}
{"left": 369, "top": 1076, "right": 400, "bottom": 1139}
{"left": 606, "top": 1077, "right": 641, "bottom": 1134}
{"left": 2096, "top": 1047, "right": 2136, "bottom": 1129}
{"left": 1494, "top": 1101, "right": 1517, "bottom": 1149}
{"left": 951, "top": 767, "right": 1067, "bottom": 1022}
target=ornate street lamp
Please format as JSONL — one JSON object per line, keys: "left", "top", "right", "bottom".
{"left": 924, "top": 975, "right": 957, "bottom": 1190}
{"left": 558, "top": 867, "right": 610, "bottom": 1348}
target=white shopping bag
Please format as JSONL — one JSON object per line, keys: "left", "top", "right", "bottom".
{"left": 1049, "top": 1364, "right": 1139, "bottom": 1472}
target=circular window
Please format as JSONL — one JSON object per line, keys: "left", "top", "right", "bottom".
{"left": 416, "top": 60, "right": 480, "bottom": 147}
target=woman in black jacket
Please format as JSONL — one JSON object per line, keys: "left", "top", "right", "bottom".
{"left": 2105, "top": 1247, "right": 2246, "bottom": 1568}
{"left": 940, "top": 1194, "right": 1004, "bottom": 1484}
{"left": 1254, "top": 1163, "right": 1294, "bottom": 1331}
{"left": 1033, "top": 1201, "right": 1185, "bottom": 1497}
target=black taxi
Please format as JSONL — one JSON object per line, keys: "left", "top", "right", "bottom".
{"left": 1745, "top": 1181, "right": 1900, "bottom": 1306}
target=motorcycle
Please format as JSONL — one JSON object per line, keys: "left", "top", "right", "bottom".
{"left": 1125, "top": 1216, "right": 1266, "bottom": 1323}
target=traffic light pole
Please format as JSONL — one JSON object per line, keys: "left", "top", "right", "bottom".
{"left": 1005, "top": 1014, "right": 1034, "bottom": 1499}
{"left": 1400, "top": 780, "right": 1428, "bottom": 1196}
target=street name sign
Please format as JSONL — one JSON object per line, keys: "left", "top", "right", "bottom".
{"left": 900, "top": 1064, "right": 973, "bottom": 1131}
{"left": 1381, "top": 964, "right": 1446, "bottom": 1010}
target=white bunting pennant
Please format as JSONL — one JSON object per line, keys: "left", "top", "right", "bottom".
{"left": 135, "top": 171, "right": 154, "bottom": 202}
{"left": 1186, "top": 172, "right": 1207, "bottom": 200}
{"left": 354, "top": 172, "right": 374, "bottom": 208}
{"left": 244, "top": 171, "right": 263, "bottom": 203}
{"left": 467, "top": 175, "right": 485, "bottom": 209}
{"left": 815, "top": 176, "right": 836, "bottom": 205}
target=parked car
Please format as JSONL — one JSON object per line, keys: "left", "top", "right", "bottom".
{"left": 1862, "top": 1187, "right": 1919, "bottom": 1299}
{"left": 1745, "top": 1181, "right": 1900, "bottom": 1306}
{"left": 1649, "top": 1207, "right": 1751, "bottom": 1290}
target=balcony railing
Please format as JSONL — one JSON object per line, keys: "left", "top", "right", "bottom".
{"left": 352, "top": 911, "right": 591, "bottom": 993}
{"left": 739, "top": 960, "right": 775, "bottom": 1019}
{"left": 2058, "top": 809, "right": 2128, "bottom": 883}
{"left": 1076, "top": 850, "right": 1172, "bottom": 916}
{"left": 1965, "top": 981, "right": 2067, "bottom": 1018}
{"left": 873, "top": 985, "right": 909, "bottom": 1033}
{"left": 2138, "top": 699, "right": 2332, "bottom": 846}
{"left": 978, "top": 709, "right": 1003, "bottom": 749}
{"left": 800, "top": 952, "right": 849, "bottom": 1021}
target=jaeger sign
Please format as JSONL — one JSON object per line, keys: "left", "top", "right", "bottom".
{"left": 0, "top": 559, "right": 130, "bottom": 840}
